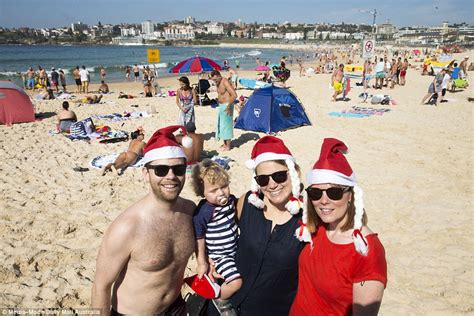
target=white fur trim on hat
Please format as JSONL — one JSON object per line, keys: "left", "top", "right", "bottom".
{"left": 253, "top": 152, "right": 295, "bottom": 168}
{"left": 352, "top": 185, "right": 368, "bottom": 256}
{"left": 248, "top": 173, "right": 265, "bottom": 209}
{"left": 307, "top": 169, "right": 356, "bottom": 187}
{"left": 142, "top": 146, "right": 186, "bottom": 165}
{"left": 295, "top": 190, "right": 313, "bottom": 246}
{"left": 284, "top": 158, "right": 302, "bottom": 215}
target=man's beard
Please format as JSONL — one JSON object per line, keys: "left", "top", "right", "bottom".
{"left": 150, "top": 179, "right": 184, "bottom": 203}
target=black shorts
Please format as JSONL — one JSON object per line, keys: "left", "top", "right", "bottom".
{"left": 134, "top": 72, "right": 139, "bottom": 77}
{"left": 75, "top": 78, "right": 81, "bottom": 85}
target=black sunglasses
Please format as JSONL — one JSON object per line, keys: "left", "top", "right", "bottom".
{"left": 306, "top": 187, "right": 351, "bottom": 201}
{"left": 254, "top": 170, "right": 288, "bottom": 187}
{"left": 146, "top": 164, "right": 186, "bottom": 177}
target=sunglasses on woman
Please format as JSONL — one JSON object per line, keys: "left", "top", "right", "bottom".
{"left": 146, "top": 164, "right": 187, "bottom": 177}
{"left": 306, "top": 187, "right": 351, "bottom": 201}
{"left": 254, "top": 170, "right": 288, "bottom": 187}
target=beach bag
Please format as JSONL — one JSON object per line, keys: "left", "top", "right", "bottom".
{"left": 71, "top": 117, "right": 95, "bottom": 137}
{"left": 371, "top": 95, "right": 383, "bottom": 104}
{"left": 70, "top": 121, "right": 87, "bottom": 137}
{"left": 82, "top": 117, "right": 95, "bottom": 134}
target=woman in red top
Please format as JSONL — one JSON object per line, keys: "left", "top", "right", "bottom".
{"left": 291, "top": 138, "right": 387, "bottom": 316}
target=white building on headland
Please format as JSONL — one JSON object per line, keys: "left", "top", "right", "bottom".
{"left": 71, "top": 22, "right": 88, "bottom": 32}
{"left": 205, "top": 23, "right": 224, "bottom": 35}
{"left": 164, "top": 25, "right": 195, "bottom": 39}
{"left": 236, "top": 19, "right": 245, "bottom": 28}
{"left": 285, "top": 32, "right": 304, "bottom": 40}
{"left": 184, "top": 16, "right": 195, "bottom": 24}
{"left": 141, "top": 20, "right": 154, "bottom": 35}
{"left": 121, "top": 27, "right": 139, "bottom": 37}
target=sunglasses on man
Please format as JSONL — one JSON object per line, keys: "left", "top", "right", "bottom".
{"left": 306, "top": 187, "right": 351, "bottom": 201}
{"left": 254, "top": 170, "right": 288, "bottom": 187}
{"left": 146, "top": 164, "right": 187, "bottom": 177}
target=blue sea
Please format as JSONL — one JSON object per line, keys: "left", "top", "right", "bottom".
{"left": 0, "top": 44, "right": 298, "bottom": 86}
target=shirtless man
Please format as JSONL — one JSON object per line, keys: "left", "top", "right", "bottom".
{"left": 459, "top": 56, "right": 469, "bottom": 79}
{"left": 73, "top": 66, "right": 82, "bottom": 93}
{"left": 92, "top": 125, "right": 196, "bottom": 315}
{"left": 38, "top": 66, "right": 47, "bottom": 88}
{"left": 210, "top": 70, "right": 237, "bottom": 151}
{"left": 331, "top": 63, "right": 344, "bottom": 101}
{"left": 133, "top": 64, "right": 140, "bottom": 82}
{"left": 102, "top": 129, "right": 146, "bottom": 175}
{"left": 176, "top": 122, "right": 204, "bottom": 165}
{"left": 26, "top": 67, "right": 35, "bottom": 90}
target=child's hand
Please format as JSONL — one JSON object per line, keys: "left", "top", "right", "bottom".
{"left": 197, "top": 262, "right": 209, "bottom": 278}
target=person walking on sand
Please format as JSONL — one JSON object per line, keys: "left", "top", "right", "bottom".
{"left": 175, "top": 76, "right": 197, "bottom": 126}
{"left": 79, "top": 65, "right": 90, "bottom": 94}
{"left": 92, "top": 125, "right": 196, "bottom": 315}
{"left": 100, "top": 67, "right": 107, "bottom": 81}
{"left": 73, "top": 66, "right": 81, "bottom": 93}
{"left": 58, "top": 69, "right": 67, "bottom": 92}
{"left": 331, "top": 64, "right": 344, "bottom": 102}
{"left": 133, "top": 64, "right": 140, "bottom": 82}
{"left": 210, "top": 70, "right": 237, "bottom": 151}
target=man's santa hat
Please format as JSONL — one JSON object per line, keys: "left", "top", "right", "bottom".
{"left": 296, "top": 138, "right": 368, "bottom": 256}
{"left": 142, "top": 125, "right": 192, "bottom": 165}
{"left": 245, "top": 136, "right": 302, "bottom": 214}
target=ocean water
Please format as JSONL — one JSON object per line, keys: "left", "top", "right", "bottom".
{"left": 0, "top": 45, "right": 297, "bottom": 86}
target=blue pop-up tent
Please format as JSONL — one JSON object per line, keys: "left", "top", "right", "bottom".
{"left": 234, "top": 85, "right": 311, "bottom": 134}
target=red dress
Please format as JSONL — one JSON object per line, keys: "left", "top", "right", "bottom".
{"left": 290, "top": 225, "right": 387, "bottom": 316}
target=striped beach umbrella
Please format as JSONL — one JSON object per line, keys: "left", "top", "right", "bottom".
{"left": 169, "top": 56, "right": 222, "bottom": 74}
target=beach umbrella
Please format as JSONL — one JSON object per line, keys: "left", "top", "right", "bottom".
{"left": 169, "top": 56, "right": 222, "bottom": 74}
{"left": 255, "top": 65, "right": 270, "bottom": 71}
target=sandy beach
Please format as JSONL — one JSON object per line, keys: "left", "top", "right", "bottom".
{"left": 0, "top": 50, "right": 473, "bottom": 314}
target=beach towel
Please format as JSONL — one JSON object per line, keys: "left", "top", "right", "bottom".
{"left": 216, "top": 103, "right": 233, "bottom": 141}
{"left": 92, "top": 111, "right": 150, "bottom": 122}
{"left": 328, "top": 112, "right": 370, "bottom": 118}
{"left": 90, "top": 154, "right": 144, "bottom": 169}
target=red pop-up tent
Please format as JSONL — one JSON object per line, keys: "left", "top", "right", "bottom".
{"left": 0, "top": 81, "right": 35, "bottom": 125}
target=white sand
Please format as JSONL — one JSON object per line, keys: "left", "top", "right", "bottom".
{"left": 0, "top": 51, "right": 473, "bottom": 314}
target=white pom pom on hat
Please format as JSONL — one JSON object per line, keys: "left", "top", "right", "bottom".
{"left": 142, "top": 125, "right": 192, "bottom": 165}
{"left": 246, "top": 136, "right": 302, "bottom": 214}
{"left": 299, "top": 138, "right": 368, "bottom": 255}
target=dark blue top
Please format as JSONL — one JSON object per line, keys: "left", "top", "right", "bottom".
{"left": 231, "top": 191, "right": 305, "bottom": 315}
{"left": 193, "top": 195, "right": 236, "bottom": 239}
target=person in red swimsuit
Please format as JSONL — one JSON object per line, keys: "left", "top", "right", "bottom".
{"left": 291, "top": 138, "right": 387, "bottom": 316}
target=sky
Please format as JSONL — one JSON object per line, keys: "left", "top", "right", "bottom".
{"left": 1, "top": 0, "right": 472, "bottom": 28}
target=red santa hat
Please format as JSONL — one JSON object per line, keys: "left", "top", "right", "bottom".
{"left": 296, "top": 138, "right": 368, "bottom": 255}
{"left": 245, "top": 136, "right": 302, "bottom": 214}
{"left": 142, "top": 125, "right": 192, "bottom": 165}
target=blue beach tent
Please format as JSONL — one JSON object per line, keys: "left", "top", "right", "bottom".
{"left": 235, "top": 85, "right": 311, "bottom": 134}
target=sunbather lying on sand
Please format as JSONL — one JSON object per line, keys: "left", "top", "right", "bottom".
{"left": 102, "top": 127, "right": 145, "bottom": 176}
